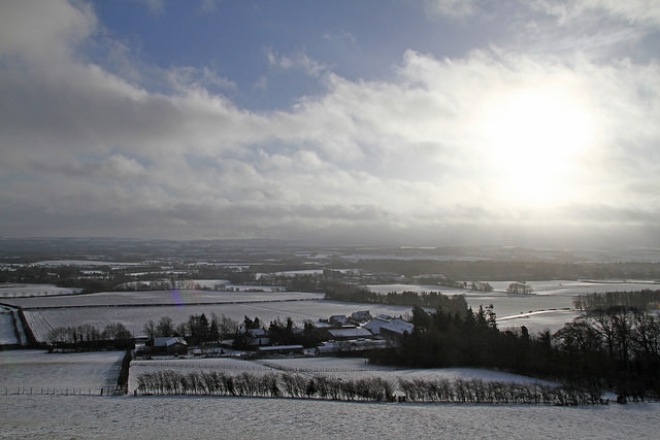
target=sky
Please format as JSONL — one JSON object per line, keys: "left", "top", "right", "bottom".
{"left": 1, "top": 0, "right": 659, "bottom": 247}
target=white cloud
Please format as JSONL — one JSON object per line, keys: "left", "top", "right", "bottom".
{"left": 423, "top": 0, "right": 480, "bottom": 18}
{"left": 167, "top": 66, "right": 236, "bottom": 93}
{"left": 0, "top": 0, "right": 95, "bottom": 63}
{"left": 532, "top": 0, "right": 660, "bottom": 27}
{"left": 1, "top": 0, "right": 659, "bottom": 245}
{"left": 322, "top": 30, "right": 356, "bottom": 44}
{"left": 266, "top": 49, "right": 328, "bottom": 77}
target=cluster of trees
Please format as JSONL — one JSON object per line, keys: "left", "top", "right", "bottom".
{"left": 48, "top": 322, "right": 132, "bottom": 344}
{"left": 553, "top": 307, "right": 660, "bottom": 399}
{"left": 573, "top": 289, "right": 660, "bottom": 312}
{"left": 232, "top": 316, "right": 322, "bottom": 349}
{"left": 267, "top": 317, "right": 320, "bottom": 347}
{"left": 140, "top": 313, "right": 322, "bottom": 349}
{"left": 142, "top": 313, "right": 238, "bottom": 344}
{"left": 324, "top": 284, "right": 468, "bottom": 315}
{"left": 507, "top": 282, "right": 533, "bottom": 294}
{"left": 134, "top": 370, "right": 596, "bottom": 405}
{"left": 397, "top": 378, "right": 600, "bottom": 405}
{"left": 369, "top": 297, "right": 660, "bottom": 401}
{"left": 369, "top": 304, "right": 526, "bottom": 370}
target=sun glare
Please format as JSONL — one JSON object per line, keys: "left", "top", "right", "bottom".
{"left": 483, "top": 87, "right": 595, "bottom": 207}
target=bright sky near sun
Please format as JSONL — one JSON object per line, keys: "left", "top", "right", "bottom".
{"left": 1, "top": 0, "right": 659, "bottom": 247}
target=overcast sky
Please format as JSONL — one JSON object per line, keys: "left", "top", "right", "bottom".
{"left": 1, "top": 0, "right": 659, "bottom": 247}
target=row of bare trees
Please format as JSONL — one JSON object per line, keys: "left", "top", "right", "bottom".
{"left": 134, "top": 370, "right": 596, "bottom": 405}
{"left": 397, "top": 378, "right": 601, "bottom": 405}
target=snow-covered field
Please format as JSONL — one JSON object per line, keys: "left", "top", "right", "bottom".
{"left": 0, "top": 350, "right": 124, "bottom": 395}
{"left": 6, "top": 289, "right": 323, "bottom": 308}
{"left": 1, "top": 395, "right": 658, "bottom": 439}
{"left": 22, "top": 300, "right": 411, "bottom": 342}
{"left": 0, "top": 283, "right": 81, "bottom": 298}
{"left": 32, "top": 260, "right": 140, "bottom": 267}
{"left": 7, "top": 279, "right": 660, "bottom": 343}
{"left": 0, "top": 306, "right": 18, "bottom": 345}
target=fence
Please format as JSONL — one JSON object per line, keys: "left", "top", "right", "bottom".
{"left": 3, "top": 386, "right": 119, "bottom": 396}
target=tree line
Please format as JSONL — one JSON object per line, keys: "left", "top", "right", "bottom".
{"left": 324, "top": 283, "right": 468, "bottom": 316}
{"left": 134, "top": 369, "right": 597, "bottom": 405}
{"left": 48, "top": 322, "right": 132, "bottom": 344}
{"left": 141, "top": 313, "right": 238, "bottom": 345}
{"left": 574, "top": 289, "right": 660, "bottom": 312}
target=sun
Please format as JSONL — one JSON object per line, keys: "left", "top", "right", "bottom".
{"left": 482, "top": 87, "right": 595, "bottom": 207}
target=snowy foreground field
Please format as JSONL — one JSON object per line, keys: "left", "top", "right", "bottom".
{"left": 1, "top": 395, "right": 659, "bottom": 439}
{"left": 0, "top": 350, "right": 124, "bottom": 395}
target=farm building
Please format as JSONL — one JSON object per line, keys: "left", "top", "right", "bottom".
{"left": 325, "top": 327, "right": 373, "bottom": 341}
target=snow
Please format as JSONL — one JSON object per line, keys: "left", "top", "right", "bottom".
{"left": 1, "top": 395, "right": 659, "bottom": 439}
{"left": 7, "top": 279, "right": 660, "bottom": 342}
{"left": 6, "top": 289, "right": 323, "bottom": 308}
{"left": 366, "top": 279, "right": 660, "bottom": 335}
{"left": 127, "top": 356, "right": 558, "bottom": 396}
{"left": 0, "top": 283, "right": 81, "bottom": 298}
{"left": 0, "top": 350, "right": 125, "bottom": 394}
{"left": 22, "top": 300, "right": 412, "bottom": 342}
{"left": 0, "top": 306, "right": 18, "bottom": 345}
{"left": 32, "top": 260, "right": 140, "bottom": 267}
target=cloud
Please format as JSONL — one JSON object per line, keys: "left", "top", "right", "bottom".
{"left": 167, "top": 66, "right": 236, "bottom": 92}
{"left": 266, "top": 49, "right": 329, "bottom": 77}
{"left": 423, "top": 0, "right": 480, "bottom": 18}
{"left": 130, "top": 0, "right": 164, "bottom": 16}
{"left": 532, "top": 0, "right": 660, "bottom": 27}
{"left": 0, "top": 0, "right": 95, "bottom": 63}
{"left": 322, "top": 30, "right": 356, "bottom": 44}
{"left": 1, "top": 0, "right": 659, "bottom": 246}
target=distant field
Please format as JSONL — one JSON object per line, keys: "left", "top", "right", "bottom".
{"left": 6, "top": 289, "right": 324, "bottom": 308}
{"left": 22, "top": 299, "right": 411, "bottom": 342}
{"left": 368, "top": 279, "right": 660, "bottom": 334}
{"left": 9, "top": 279, "right": 659, "bottom": 343}
{"left": 0, "top": 283, "right": 82, "bottom": 298}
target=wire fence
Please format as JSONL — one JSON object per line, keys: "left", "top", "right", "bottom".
{"left": 3, "top": 386, "right": 119, "bottom": 397}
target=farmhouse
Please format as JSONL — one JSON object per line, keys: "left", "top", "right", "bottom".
{"left": 329, "top": 315, "right": 349, "bottom": 326}
{"left": 166, "top": 337, "right": 188, "bottom": 355}
{"left": 363, "top": 315, "right": 392, "bottom": 335}
{"left": 153, "top": 337, "right": 188, "bottom": 355}
{"left": 244, "top": 328, "right": 270, "bottom": 346}
{"left": 380, "top": 318, "right": 414, "bottom": 340}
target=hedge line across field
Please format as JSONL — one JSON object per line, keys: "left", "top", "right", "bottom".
{"left": 135, "top": 370, "right": 604, "bottom": 405}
